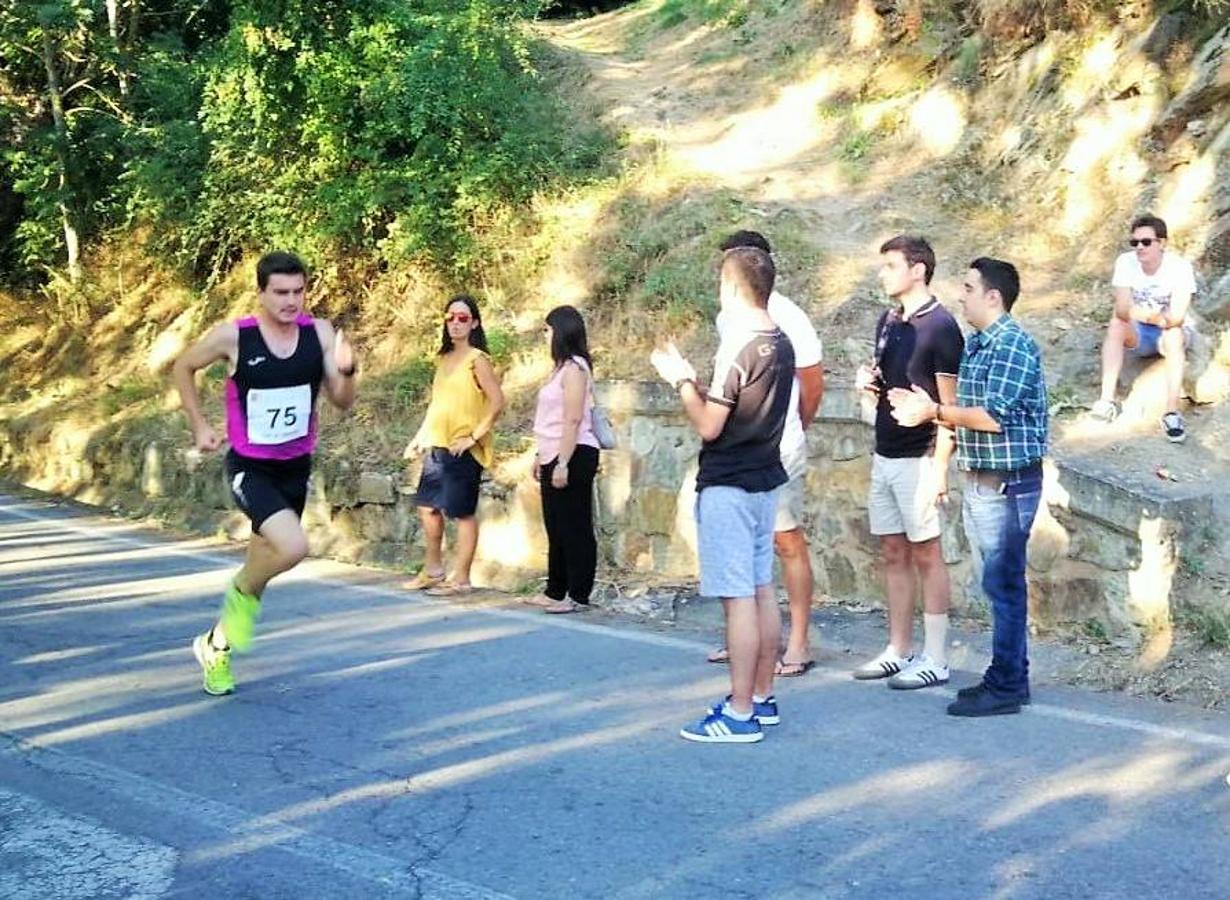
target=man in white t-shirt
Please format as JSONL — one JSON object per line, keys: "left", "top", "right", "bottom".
{"left": 708, "top": 231, "right": 825, "bottom": 677}
{"left": 1092, "top": 214, "right": 1197, "bottom": 443}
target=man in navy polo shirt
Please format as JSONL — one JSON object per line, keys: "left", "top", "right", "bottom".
{"left": 854, "top": 235, "right": 963, "bottom": 690}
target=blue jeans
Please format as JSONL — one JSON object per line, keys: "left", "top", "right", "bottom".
{"left": 962, "top": 466, "right": 1043, "bottom": 698}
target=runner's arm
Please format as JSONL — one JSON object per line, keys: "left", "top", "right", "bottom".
{"left": 315, "top": 320, "right": 356, "bottom": 411}
{"left": 172, "top": 322, "right": 237, "bottom": 440}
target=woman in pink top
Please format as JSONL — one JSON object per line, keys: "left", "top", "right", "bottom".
{"left": 530, "top": 306, "right": 600, "bottom": 614}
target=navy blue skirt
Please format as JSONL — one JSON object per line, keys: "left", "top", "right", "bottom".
{"left": 414, "top": 448, "right": 483, "bottom": 518}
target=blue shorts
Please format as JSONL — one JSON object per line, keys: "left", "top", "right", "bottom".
{"left": 1130, "top": 322, "right": 1187, "bottom": 358}
{"left": 695, "top": 485, "right": 778, "bottom": 599}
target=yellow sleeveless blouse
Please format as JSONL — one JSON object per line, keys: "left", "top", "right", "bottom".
{"left": 422, "top": 348, "right": 494, "bottom": 469}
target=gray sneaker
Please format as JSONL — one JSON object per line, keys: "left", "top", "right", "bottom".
{"left": 1162, "top": 411, "right": 1187, "bottom": 444}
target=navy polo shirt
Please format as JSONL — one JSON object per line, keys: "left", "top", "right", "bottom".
{"left": 872, "top": 297, "right": 965, "bottom": 458}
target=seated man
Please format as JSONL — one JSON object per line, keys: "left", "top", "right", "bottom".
{"left": 1091, "top": 214, "right": 1196, "bottom": 444}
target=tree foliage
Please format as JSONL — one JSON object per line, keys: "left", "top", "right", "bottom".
{"left": 0, "top": 1, "right": 605, "bottom": 288}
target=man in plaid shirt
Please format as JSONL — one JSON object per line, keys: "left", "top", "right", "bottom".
{"left": 888, "top": 257, "right": 1047, "bottom": 717}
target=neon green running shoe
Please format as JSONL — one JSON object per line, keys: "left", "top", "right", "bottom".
{"left": 220, "top": 581, "right": 261, "bottom": 652}
{"left": 193, "top": 632, "right": 235, "bottom": 696}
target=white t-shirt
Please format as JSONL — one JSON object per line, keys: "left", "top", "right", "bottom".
{"left": 716, "top": 291, "right": 822, "bottom": 462}
{"left": 1111, "top": 251, "right": 1196, "bottom": 316}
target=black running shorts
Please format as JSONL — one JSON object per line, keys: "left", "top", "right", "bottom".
{"left": 226, "top": 450, "right": 312, "bottom": 531}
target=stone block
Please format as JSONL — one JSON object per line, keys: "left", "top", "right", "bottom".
{"left": 358, "top": 472, "right": 395, "bottom": 505}
{"left": 824, "top": 553, "right": 859, "bottom": 599}
{"left": 630, "top": 488, "right": 678, "bottom": 536}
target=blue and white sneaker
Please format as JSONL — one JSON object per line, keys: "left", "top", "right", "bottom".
{"left": 708, "top": 695, "right": 779, "bottom": 726}
{"left": 681, "top": 705, "right": 764, "bottom": 743}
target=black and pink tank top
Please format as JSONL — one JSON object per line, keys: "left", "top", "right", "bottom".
{"left": 225, "top": 314, "right": 324, "bottom": 460}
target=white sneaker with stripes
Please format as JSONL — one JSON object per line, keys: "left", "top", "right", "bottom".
{"left": 852, "top": 648, "right": 910, "bottom": 681}
{"left": 887, "top": 653, "right": 950, "bottom": 690}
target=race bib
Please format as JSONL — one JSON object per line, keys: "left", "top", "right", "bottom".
{"left": 246, "top": 384, "right": 311, "bottom": 445}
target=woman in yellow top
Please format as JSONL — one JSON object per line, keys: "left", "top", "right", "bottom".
{"left": 403, "top": 295, "right": 504, "bottom": 596}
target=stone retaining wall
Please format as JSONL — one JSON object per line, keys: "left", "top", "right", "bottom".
{"left": 0, "top": 381, "right": 1223, "bottom": 638}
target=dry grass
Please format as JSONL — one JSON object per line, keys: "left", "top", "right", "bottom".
{"left": 973, "top": 0, "right": 1115, "bottom": 40}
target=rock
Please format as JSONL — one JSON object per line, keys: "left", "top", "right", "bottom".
{"left": 1186, "top": 119, "right": 1208, "bottom": 137}
{"left": 1154, "top": 22, "right": 1230, "bottom": 141}
{"left": 358, "top": 472, "right": 395, "bottom": 505}
{"left": 1142, "top": 12, "right": 1193, "bottom": 67}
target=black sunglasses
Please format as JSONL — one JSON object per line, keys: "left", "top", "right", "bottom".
{"left": 1129, "top": 238, "right": 1157, "bottom": 248}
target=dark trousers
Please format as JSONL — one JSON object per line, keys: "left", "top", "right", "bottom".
{"left": 961, "top": 465, "right": 1043, "bottom": 698}
{"left": 539, "top": 445, "right": 599, "bottom": 604}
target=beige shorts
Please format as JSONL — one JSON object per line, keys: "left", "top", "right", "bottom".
{"left": 868, "top": 453, "right": 941, "bottom": 543}
{"left": 774, "top": 446, "right": 808, "bottom": 533}
{"left": 775, "top": 470, "right": 805, "bottom": 532}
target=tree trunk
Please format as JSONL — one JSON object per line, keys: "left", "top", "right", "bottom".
{"left": 41, "top": 27, "right": 81, "bottom": 282}
{"left": 106, "top": 0, "right": 129, "bottom": 96}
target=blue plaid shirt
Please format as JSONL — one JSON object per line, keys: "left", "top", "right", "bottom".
{"left": 956, "top": 314, "right": 1048, "bottom": 471}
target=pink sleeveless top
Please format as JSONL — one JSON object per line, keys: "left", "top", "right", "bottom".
{"left": 533, "top": 357, "right": 598, "bottom": 464}
{"left": 224, "top": 314, "right": 323, "bottom": 460}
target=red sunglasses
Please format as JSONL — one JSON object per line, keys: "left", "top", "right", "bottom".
{"left": 444, "top": 312, "right": 473, "bottom": 324}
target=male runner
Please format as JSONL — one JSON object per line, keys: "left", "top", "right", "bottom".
{"left": 172, "top": 251, "right": 355, "bottom": 695}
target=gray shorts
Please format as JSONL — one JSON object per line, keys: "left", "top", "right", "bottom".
{"left": 696, "top": 485, "right": 778, "bottom": 598}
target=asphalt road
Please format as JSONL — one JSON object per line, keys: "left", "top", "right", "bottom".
{"left": 2, "top": 490, "right": 1228, "bottom": 899}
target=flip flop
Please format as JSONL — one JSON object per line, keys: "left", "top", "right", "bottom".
{"left": 707, "top": 647, "right": 730, "bottom": 664}
{"left": 543, "top": 599, "right": 587, "bottom": 614}
{"left": 424, "top": 582, "right": 474, "bottom": 598}
{"left": 776, "top": 659, "right": 816, "bottom": 678}
{"left": 403, "top": 570, "right": 445, "bottom": 591}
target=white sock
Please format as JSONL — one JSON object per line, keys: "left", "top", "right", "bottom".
{"left": 923, "top": 613, "right": 949, "bottom": 666}
{"left": 722, "top": 702, "right": 752, "bottom": 721}
{"left": 752, "top": 694, "right": 767, "bottom": 704}
{"left": 884, "top": 643, "right": 907, "bottom": 660}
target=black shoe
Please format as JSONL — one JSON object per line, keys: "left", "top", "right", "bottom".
{"left": 956, "top": 682, "right": 1031, "bottom": 705}
{"left": 947, "top": 688, "right": 1022, "bottom": 717}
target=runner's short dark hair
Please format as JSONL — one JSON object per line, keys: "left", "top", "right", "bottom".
{"left": 722, "top": 247, "right": 776, "bottom": 307}
{"left": 257, "top": 251, "right": 308, "bottom": 290}
{"left": 719, "top": 230, "right": 772, "bottom": 254}
{"left": 970, "top": 257, "right": 1021, "bottom": 311}
{"left": 879, "top": 234, "right": 936, "bottom": 285}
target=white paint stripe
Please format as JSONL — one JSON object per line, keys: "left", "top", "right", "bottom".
{"left": 4, "top": 497, "right": 1230, "bottom": 753}
{"left": 0, "top": 733, "right": 512, "bottom": 900}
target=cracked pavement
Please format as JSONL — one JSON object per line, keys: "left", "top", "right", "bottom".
{"left": 1, "top": 490, "right": 1230, "bottom": 898}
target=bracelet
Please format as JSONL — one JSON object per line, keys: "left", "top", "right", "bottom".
{"left": 934, "top": 402, "right": 943, "bottom": 423}
{"left": 674, "top": 376, "right": 695, "bottom": 391}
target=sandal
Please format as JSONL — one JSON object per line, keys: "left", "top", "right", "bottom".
{"left": 525, "top": 593, "right": 556, "bottom": 608}
{"left": 403, "top": 570, "right": 445, "bottom": 591}
{"left": 543, "top": 599, "right": 587, "bottom": 614}
{"left": 424, "top": 582, "right": 474, "bottom": 598}
{"left": 707, "top": 647, "right": 729, "bottom": 664}
{"left": 776, "top": 659, "right": 816, "bottom": 678}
